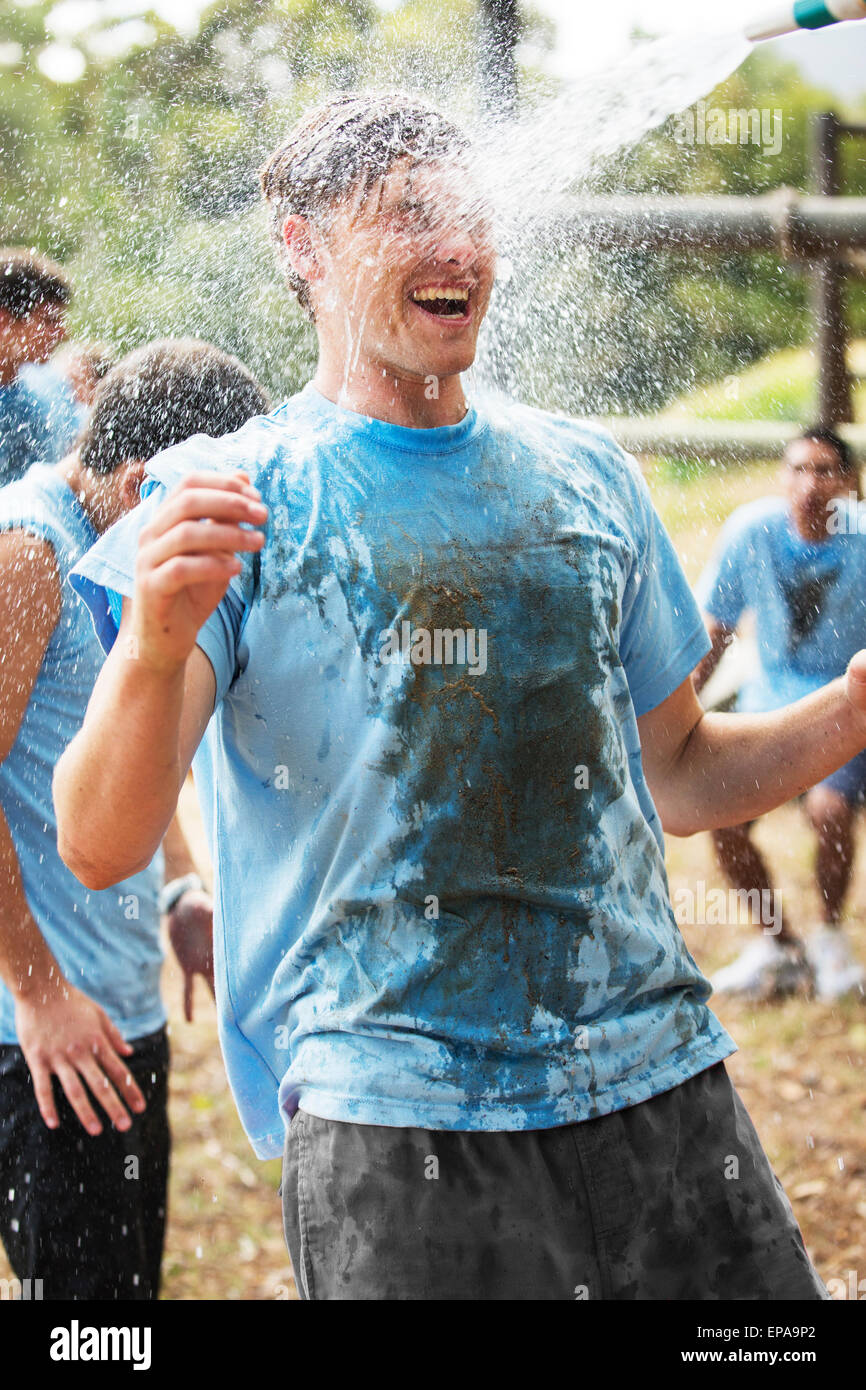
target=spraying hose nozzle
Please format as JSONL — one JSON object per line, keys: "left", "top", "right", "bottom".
{"left": 746, "top": 0, "right": 866, "bottom": 41}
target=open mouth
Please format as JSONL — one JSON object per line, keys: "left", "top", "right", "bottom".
{"left": 408, "top": 285, "right": 471, "bottom": 321}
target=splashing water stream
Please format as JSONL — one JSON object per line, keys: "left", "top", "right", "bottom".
{"left": 479, "top": 30, "right": 753, "bottom": 217}
{"left": 53, "top": 19, "right": 762, "bottom": 418}
{"left": 467, "top": 28, "right": 755, "bottom": 407}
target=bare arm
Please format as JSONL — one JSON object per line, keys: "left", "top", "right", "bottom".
{"left": 161, "top": 808, "right": 215, "bottom": 1022}
{"left": 692, "top": 616, "right": 736, "bottom": 695}
{"left": 0, "top": 531, "right": 64, "bottom": 1000}
{"left": 0, "top": 531, "right": 145, "bottom": 1134}
{"left": 54, "top": 469, "right": 267, "bottom": 888}
{"left": 638, "top": 655, "right": 866, "bottom": 838}
{"left": 54, "top": 604, "right": 215, "bottom": 888}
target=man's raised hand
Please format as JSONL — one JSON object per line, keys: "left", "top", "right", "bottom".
{"left": 132, "top": 470, "right": 267, "bottom": 672}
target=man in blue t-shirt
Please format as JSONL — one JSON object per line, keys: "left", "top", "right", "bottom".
{"left": 0, "top": 249, "right": 80, "bottom": 486}
{"left": 695, "top": 428, "right": 866, "bottom": 1002}
{"left": 53, "top": 92, "right": 865, "bottom": 1299}
{"left": 0, "top": 338, "right": 269, "bottom": 1299}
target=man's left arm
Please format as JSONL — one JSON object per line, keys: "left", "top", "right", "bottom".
{"left": 160, "top": 807, "right": 214, "bottom": 1022}
{"left": 638, "top": 654, "right": 866, "bottom": 837}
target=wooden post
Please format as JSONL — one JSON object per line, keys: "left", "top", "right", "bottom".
{"left": 811, "top": 111, "right": 853, "bottom": 426}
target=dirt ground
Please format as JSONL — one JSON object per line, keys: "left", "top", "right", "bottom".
{"left": 668, "top": 810, "right": 866, "bottom": 1300}
{"left": 1, "top": 455, "right": 863, "bottom": 1300}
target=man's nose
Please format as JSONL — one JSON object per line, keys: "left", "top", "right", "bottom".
{"left": 430, "top": 221, "right": 478, "bottom": 270}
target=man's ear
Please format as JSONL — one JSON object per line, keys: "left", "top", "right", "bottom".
{"left": 119, "top": 458, "right": 147, "bottom": 512}
{"left": 282, "top": 215, "right": 325, "bottom": 291}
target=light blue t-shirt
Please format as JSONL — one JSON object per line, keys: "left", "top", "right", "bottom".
{"left": 695, "top": 495, "right": 866, "bottom": 712}
{"left": 0, "top": 464, "right": 165, "bottom": 1043}
{"left": 0, "top": 364, "right": 83, "bottom": 488}
{"left": 70, "top": 384, "right": 734, "bottom": 1158}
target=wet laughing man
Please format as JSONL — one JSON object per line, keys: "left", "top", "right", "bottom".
{"left": 52, "top": 92, "right": 866, "bottom": 1300}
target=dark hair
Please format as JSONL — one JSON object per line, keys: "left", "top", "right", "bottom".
{"left": 260, "top": 91, "right": 470, "bottom": 319}
{"left": 0, "top": 248, "right": 71, "bottom": 318}
{"left": 790, "top": 426, "right": 855, "bottom": 475}
{"left": 78, "top": 338, "right": 271, "bottom": 475}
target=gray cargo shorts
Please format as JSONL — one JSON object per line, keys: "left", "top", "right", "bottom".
{"left": 281, "top": 1061, "right": 828, "bottom": 1301}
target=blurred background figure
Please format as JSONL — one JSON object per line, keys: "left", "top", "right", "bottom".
{"left": 0, "top": 249, "right": 79, "bottom": 488}
{"left": 694, "top": 427, "right": 866, "bottom": 1003}
{"left": 33, "top": 343, "right": 119, "bottom": 464}
{"left": 56, "top": 342, "right": 116, "bottom": 410}
{"left": 0, "top": 338, "right": 270, "bottom": 1301}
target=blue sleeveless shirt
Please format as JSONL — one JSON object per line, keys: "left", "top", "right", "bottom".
{"left": 0, "top": 464, "right": 164, "bottom": 1043}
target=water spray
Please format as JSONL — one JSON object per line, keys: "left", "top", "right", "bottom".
{"left": 745, "top": 0, "right": 866, "bottom": 42}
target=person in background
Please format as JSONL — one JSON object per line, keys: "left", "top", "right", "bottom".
{"left": 51, "top": 341, "right": 117, "bottom": 437}
{"left": 28, "top": 341, "right": 119, "bottom": 458}
{"left": 694, "top": 427, "right": 866, "bottom": 1002}
{"left": 0, "top": 337, "right": 270, "bottom": 1300}
{"left": 0, "top": 249, "right": 79, "bottom": 487}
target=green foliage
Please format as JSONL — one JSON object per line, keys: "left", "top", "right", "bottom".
{"left": 0, "top": 1, "right": 863, "bottom": 409}
{"left": 567, "top": 46, "right": 866, "bottom": 412}
{"left": 663, "top": 340, "right": 866, "bottom": 424}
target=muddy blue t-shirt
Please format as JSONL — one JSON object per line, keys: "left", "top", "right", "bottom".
{"left": 696, "top": 495, "right": 866, "bottom": 712}
{"left": 70, "top": 384, "right": 734, "bottom": 1158}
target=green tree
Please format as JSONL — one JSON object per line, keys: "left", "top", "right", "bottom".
{"left": 1, "top": 2, "right": 862, "bottom": 410}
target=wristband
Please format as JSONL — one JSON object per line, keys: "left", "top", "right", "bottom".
{"left": 158, "top": 873, "right": 204, "bottom": 916}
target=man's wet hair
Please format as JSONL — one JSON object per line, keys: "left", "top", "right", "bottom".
{"left": 260, "top": 91, "right": 470, "bottom": 320}
{"left": 789, "top": 426, "right": 856, "bottom": 476}
{"left": 0, "top": 248, "right": 71, "bottom": 319}
{"left": 78, "top": 338, "right": 271, "bottom": 475}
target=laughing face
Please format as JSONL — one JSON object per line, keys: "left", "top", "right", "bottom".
{"left": 305, "top": 157, "right": 497, "bottom": 387}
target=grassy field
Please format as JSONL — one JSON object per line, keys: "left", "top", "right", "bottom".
{"left": 2, "top": 451, "right": 864, "bottom": 1301}
{"left": 659, "top": 339, "right": 866, "bottom": 425}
